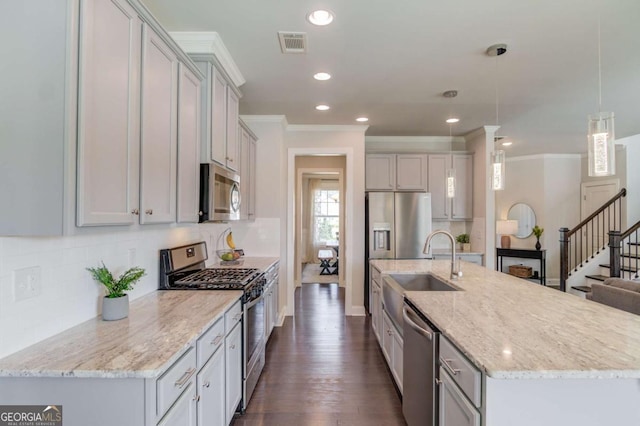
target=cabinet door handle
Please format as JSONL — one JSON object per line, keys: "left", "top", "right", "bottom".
{"left": 230, "top": 343, "right": 236, "bottom": 349}
{"left": 211, "top": 334, "right": 223, "bottom": 346}
{"left": 233, "top": 313, "right": 243, "bottom": 321}
{"left": 175, "top": 367, "right": 196, "bottom": 388}
{"left": 193, "top": 394, "right": 201, "bottom": 402}
{"left": 203, "top": 381, "right": 210, "bottom": 388}
{"left": 145, "top": 209, "right": 153, "bottom": 215}
{"left": 435, "top": 378, "right": 442, "bottom": 386}
{"left": 131, "top": 209, "right": 139, "bottom": 215}
{"left": 442, "top": 358, "right": 460, "bottom": 376}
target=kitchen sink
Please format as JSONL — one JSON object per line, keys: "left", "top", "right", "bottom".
{"left": 382, "top": 274, "right": 459, "bottom": 334}
{"left": 388, "top": 273, "right": 459, "bottom": 292}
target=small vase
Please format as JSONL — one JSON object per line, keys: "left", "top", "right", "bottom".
{"left": 462, "top": 243, "right": 471, "bottom": 252}
{"left": 102, "top": 294, "right": 129, "bottom": 321}
{"left": 535, "top": 237, "right": 541, "bottom": 251}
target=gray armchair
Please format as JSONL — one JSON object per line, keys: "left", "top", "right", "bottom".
{"left": 587, "top": 278, "right": 640, "bottom": 315}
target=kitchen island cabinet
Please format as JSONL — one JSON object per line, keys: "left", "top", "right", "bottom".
{"left": 0, "top": 291, "right": 242, "bottom": 426}
{"left": 372, "top": 259, "right": 640, "bottom": 426}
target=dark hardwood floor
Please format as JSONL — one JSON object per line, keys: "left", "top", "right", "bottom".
{"left": 232, "top": 283, "right": 406, "bottom": 426}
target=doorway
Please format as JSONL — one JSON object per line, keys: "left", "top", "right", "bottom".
{"left": 287, "top": 148, "right": 356, "bottom": 317}
{"left": 294, "top": 159, "right": 345, "bottom": 290}
{"left": 581, "top": 179, "right": 620, "bottom": 252}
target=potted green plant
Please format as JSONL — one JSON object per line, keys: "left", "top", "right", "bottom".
{"left": 87, "top": 262, "right": 146, "bottom": 321}
{"left": 456, "top": 233, "right": 471, "bottom": 252}
{"left": 532, "top": 225, "right": 544, "bottom": 250}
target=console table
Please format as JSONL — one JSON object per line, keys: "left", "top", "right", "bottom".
{"left": 496, "top": 248, "right": 546, "bottom": 285}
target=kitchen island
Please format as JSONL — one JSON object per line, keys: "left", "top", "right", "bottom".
{"left": 371, "top": 259, "right": 640, "bottom": 426}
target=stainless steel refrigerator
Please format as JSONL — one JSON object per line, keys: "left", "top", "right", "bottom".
{"left": 364, "top": 192, "right": 432, "bottom": 311}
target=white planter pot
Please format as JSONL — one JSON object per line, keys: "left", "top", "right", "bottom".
{"left": 102, "top": 294, "right": 129, "bottom": 321}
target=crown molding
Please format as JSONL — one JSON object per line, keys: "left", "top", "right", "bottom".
{"left": 240, "top": 115, "right": 289, "bottom": 131}
{"left": 365, "top": 136, "right": 465, "bottom": 144}
{"left": 169, "top": 31, "right": 245, "bottom": 87}
{"left": 287, "top": 124, "right": 369, "bottom": 133}
{"left": 507, "top": 153, "right": 582, "bottom": 162}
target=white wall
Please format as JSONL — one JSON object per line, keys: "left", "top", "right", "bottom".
{"left": 496, "top": 154, "right": 582, "bottom": 280}
{"left": 0, "top": 226, "right": 202, "bottom": 358}
{"left": 285, "top": 125, "right": 367, "bottom": 315}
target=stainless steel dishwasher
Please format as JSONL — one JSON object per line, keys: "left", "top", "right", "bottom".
{"left": 402, "top": 301, "right": 440, "bottom": 426}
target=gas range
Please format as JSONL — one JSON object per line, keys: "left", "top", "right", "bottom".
{"left": 159, "top": 241, "right": 267, "bottom": 415}
{"left": 159, "top": 242, "right": 265, "bottom": 302}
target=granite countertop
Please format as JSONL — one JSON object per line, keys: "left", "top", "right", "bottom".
{"left": 207, "top": 256, "right": 279, "bottom": 272}
{"left": 371, "top": 259, "right": 640, "bottom": 379}
{"left": 0, "top": 290, "right": 242, "bottom": 379}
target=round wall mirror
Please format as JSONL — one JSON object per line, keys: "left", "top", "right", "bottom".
{"left": 507, "top": 203, "right": 536, "bottom": 238}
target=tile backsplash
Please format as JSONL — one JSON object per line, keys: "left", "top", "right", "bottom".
{"left": 0, "top": 219, "right": 282, "bottom": 358}
{"left": 0, "top": 226, "right": 201, "bottom": 358}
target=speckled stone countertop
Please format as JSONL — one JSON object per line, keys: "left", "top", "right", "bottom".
{"left": 371, "top": 259, "right": 640, "bottom": 379}
{"left": 207, "top": 256, "right": 279, "bottom": 271}
{"left": 0, "top": 290, "right": 242, "bottom": 379}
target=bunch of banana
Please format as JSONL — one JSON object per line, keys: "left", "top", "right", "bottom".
{"left": 226, "top": 231, "right": 236, "bottom": 249}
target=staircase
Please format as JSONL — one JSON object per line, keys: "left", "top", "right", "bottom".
{"left": 559, "top": 188, "right": 627, "bottom": 293}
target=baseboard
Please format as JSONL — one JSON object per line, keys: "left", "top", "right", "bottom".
{"left": 275, "top": 308, "right": 286, "bottom": 326}
{"left": 350, "top": 305, "right": 366, "bottom": 316}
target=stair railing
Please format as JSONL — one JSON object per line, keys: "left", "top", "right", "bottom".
{"left": 559, "top": 188, "right": 626, "bottom": 291}
{"left": 608, "top": 220, "right": 640, "bottom": 279}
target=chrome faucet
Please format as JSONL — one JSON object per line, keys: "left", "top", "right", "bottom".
{"left": 423, "top": 230, "right": 462, "bottom": 280}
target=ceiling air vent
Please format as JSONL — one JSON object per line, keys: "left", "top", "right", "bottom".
{"left": 278, "top": 32, "right": 307, "bottom": 54}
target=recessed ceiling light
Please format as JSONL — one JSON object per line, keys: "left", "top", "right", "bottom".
{"left": 356, "top": 117, "right": 369, "bottom": 122}
{"left": 313, "top": 72, "right": 331, "bottom": 81}
{"left": 446, "top": 118, "right": 460, "bottom": 124}
{"left": 315, "top": 104, "right": 330, "bottom": 111}
{"left": 307, "top": 10, "right": 334, "bottom": 26}
{"left": 502, "top": 141, "right": 513, "bottom": 146}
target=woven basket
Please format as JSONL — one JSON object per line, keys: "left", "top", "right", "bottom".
{"left": 509, "top": 265, "right": 532, "bottom": 278}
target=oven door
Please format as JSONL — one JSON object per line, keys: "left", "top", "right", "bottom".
{"left": 243, "top": 293, "right": 265, "bottom": 408}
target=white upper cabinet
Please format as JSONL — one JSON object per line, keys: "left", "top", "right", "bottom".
{"left": 76, "top": 0, "right": 141, "bottom": 227}
{"left": 239, "top": 120, "right": 257, "bottom": 221}
{"left": 177, "top": 64, "right": 201, "bottom": 223}
{"left": 365, "top": 154, "right": 396, "bottom": 190}
{"left": 366, "top": 154, "right": 427, "bottom": 191}
{"left": 225, "top": 89, "right": 240, "bottom": 171}
{"left": 192, "top": 58, "right": 243, "bottom": 173}
{"left": 428, "top": 154, "right": 473, "bottom": 220}
{"left": 396, "top": 154, "right": 428, "bottom": 190}
{"left": 139, "top": 25, "right": 178, "bottom": 224}
{"left": 451, "top": 154, "right": 473, "bottom": 220}
{"left": 211, "top": 67, "right": 227, "bottom": 165}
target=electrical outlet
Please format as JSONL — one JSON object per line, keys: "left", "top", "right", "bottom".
{"left": 13, "top": 266, "right": 42, "bottom": 302}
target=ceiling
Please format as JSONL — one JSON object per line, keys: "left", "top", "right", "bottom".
{"left": 142, "top": 0, "right": 640, "bottom": 156}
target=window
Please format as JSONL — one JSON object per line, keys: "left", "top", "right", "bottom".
{"left": 314, "top": 189, "right": 339, "bottom": 243}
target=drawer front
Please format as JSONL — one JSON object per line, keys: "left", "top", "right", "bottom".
{"left": 225, "top": 299, "right": 243, "bottom": 334}
{"left": 371, "top": 266, "right": 381, "bottom": 283}
{"left": 439, "top": 336, "right": 482, "bottom": 408}
{"left": 439, "top": 367, "right": 481, "bottom": 426}
{"left": 196, "top": 317, "right": 225, "bottom": 367}
{"left": 157, "top": 347, "right": 197, "bottom": 418}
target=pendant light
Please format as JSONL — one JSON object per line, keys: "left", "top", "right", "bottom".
{"left": 443, "top": 90, "right": 458, "bottom": 198}
{"left": 588, "top": 17, "right": 615, "bottom": 177}
{"left": 487, "top": 44, "right": 507, "bottom": 191}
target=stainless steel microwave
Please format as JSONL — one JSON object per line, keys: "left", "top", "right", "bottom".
{"left": 199, "top": 164, "right": 241, "bottom": 222}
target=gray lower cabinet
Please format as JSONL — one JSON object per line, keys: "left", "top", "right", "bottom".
{"left": 158, "top": 382, "right": 197, "bottom": 426}
{"left": 439, "top": 367, "right": 481, "bottom": 426}
{"left": 197, "top": 345, "right": 225, "bottom": 426}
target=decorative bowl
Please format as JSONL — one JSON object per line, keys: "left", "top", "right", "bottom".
{"left": 216, "top": 249, "right": 236, "bottom": 262}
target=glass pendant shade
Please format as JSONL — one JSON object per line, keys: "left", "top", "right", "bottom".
{"left": 446, "top": 169, "right": 456, "bottom": 198}
{"left": 491, "top": 150, "right": 506, "bottom": 191}
{"left": 588, "top": 112, "right": 615, "bottom": 177}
